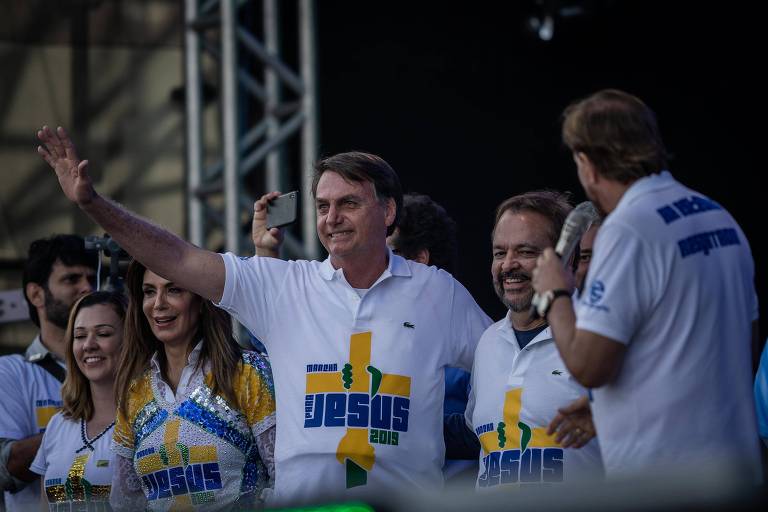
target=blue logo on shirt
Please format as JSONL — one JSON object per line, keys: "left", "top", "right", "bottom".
{"left": 677, "top": 228, "right": 740, "bottom": 258}
{"left": 581, "top": 280, "right": 610, "bottom": 312}
{"left": 589, "top": 280, "right": 605, "bottom": 305}
{"left": 656, "top": 195, "right": 721, "bottom": 225}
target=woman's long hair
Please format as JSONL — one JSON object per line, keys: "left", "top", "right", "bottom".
{"left": 115, "top": 260, "right": 242, "bottom": 417}
{"left": 61, "top": 291, "right": 127, "bottom": 421}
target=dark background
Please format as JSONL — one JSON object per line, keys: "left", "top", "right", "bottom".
{"left": 312, "top": 0, "right": 766, "bottom": 337}
{"left": 1, "top": 1, "right": 762, "bottom": 345}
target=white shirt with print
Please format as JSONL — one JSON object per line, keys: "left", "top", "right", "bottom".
{"left": 466, "top": 313, "right": 602, "bottom": 490}
{"left": 576, "top": 171, "right": 760, "bottom": 478}
{"left": 217, "top": 250, "right": 491, "bottom": 504}
{"left": 0, "top": 336, "right": 63, "bottom": 510}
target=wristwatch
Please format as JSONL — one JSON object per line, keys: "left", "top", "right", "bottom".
{"left": 537, "top": 289, "right": 572, "bottom": 319}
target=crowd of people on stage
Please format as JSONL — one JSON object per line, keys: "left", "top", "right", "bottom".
{"left": 0, "top": 89, "right": 764, "bottom": 510}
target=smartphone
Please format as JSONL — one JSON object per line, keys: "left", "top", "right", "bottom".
{"left": 266, "top": 191, "right": 298, "bottom": 229}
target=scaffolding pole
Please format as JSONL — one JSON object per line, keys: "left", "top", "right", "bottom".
{"left": 184, "top": 0, "right": 319, "bottom": 260}
{"left": 184, "top": 0, "right": 204, "bottom": 248}
{"left": 300, "top": 0, "right": 320, "bottom": 260}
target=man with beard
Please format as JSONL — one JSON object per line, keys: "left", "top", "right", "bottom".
{"left": 465, "top": 191, "right": 602, "bottom": 491}
{"left": 0, "top": 235, "right": 97, "bottom": 510}
{"left": 532, "top": 89, "right": 760, "bottom": 478}
{"left": 38, "top": 129, "right": 491, "bottom": 505}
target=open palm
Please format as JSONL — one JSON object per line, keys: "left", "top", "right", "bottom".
{"left": 37, "top": 125, "right": 95, "bottom": 205}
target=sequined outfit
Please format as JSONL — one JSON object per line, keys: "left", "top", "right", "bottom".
{"left": 112, "top": 348, "right": 275, "bottom": 511}
{"left": 30, "top": 411, "right": 114, "bottom": 511}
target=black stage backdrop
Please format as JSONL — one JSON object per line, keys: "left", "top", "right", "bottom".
{"left": 311, "top": 1, "right": 766, "bottom": 340}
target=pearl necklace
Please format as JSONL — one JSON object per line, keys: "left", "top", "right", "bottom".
{"left": 77, "top": 418, "right": 116, "bottom": 453}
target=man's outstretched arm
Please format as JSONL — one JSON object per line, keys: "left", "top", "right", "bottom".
{"left": 37, "top": 125, "right": 224, "bottom": 302}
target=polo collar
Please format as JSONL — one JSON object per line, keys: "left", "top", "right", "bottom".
{"left": 319, "top": 247, "right": 412, "bottom": 282}
{"left": 497, "top": 310, "right": 553, "bottom": 350}
{"left": 25, "top": 335, "right": 48, "bottom": 361}
{"left": 613, "top": 170, "right": 676, "bottom": 215}
{"left": 150, "top": 339, "right": 204, "bottom": 374}
{"left": 25, "top": 334, "right": 66, "bottom": 367}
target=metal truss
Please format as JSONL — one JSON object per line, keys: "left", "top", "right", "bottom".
{"left": 184, "top": 0, "right": 319, "bottom": 259}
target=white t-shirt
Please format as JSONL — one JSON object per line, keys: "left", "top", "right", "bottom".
{"left": 576, "top": 171, "right": 760, "bottom": 477}
{"left": 0, "top": 339, "right": 64, "bottom": 510}
{"left": 466, "top": 314, "right": 602, "bottom": 489}
{"left": 30, "top": 411, "right": 114, "bottom": 509}
{"left": 217, "top": 251, "right": 491, "bottom": 504}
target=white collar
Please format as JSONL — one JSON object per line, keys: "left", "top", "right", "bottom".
{"left": 25, "top": 334, "right": 66, "bottom": 367}
{"left": 25, "top": 335, "right": 48, "bottom": 360}
{"left": 612, "top": 170, "right": 676, "bottom": 216}
{"left": 319, "top": 247, "right": 412, "bottom": 283}
{"left": 149, "top": 339, "right": 204, "bottom": 373}
{"left": 496, "top": 310, "right": 553, "bottom": 350}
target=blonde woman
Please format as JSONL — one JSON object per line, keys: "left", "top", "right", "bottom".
{"left": 110, "top": 261, "right": 275, "bottom": 510}
{"left": 31, "top": 291, "right": 126, "bottom": 510}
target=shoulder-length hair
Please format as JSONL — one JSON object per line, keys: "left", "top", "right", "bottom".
{"left": 115, "top": 260, "right": 242, "bottom": 417}
{"left": 62, "top": 291, "right": 128, "bottom": 421}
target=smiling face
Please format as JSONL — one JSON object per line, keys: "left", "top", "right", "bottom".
{"left": 72, "top": 304, "right": 123, "bottom": 385}
{"left": 492, "top": 210, "right": 554, "bottom": 312}
{"left": 315, "top": 171, "right": 395, "bottom": 266}
{"left": 141, "top": 270, "right": 202, "bottom": 348}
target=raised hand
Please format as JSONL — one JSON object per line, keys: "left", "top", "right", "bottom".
{"left": 252, "top": 191, "right": 284, "bottom": 258}
{"left": 37, "top": 126, "right": 96, "bottom": 206}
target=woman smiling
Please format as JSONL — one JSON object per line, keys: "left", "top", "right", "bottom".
{"left": 31, "top": 291, "right": 127, "bottom": 510}
{"left": 109, "top": 261, "right": 275, "bottom": 510}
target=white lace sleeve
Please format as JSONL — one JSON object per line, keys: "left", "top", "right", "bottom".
{"left": 256, "top": 425, "right": 276, "bottom": 502}
{"left": 109, "top": 454, "right": 146, "bottom": 512}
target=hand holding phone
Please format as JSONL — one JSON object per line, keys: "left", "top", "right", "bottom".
{"left": 253, "top": 191, "right": 284, "bottom": 257}
{"left": 266, "top": 191, "right": 298, "bottom": 229}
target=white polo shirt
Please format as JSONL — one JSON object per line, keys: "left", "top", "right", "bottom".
{"left": 217, "top": 251, "right": 491, "bottom": 504}
{"left": 0, "top": 338, "right": 63, "bottom": 510}
{"left": 466, "top": 313, "right": 602, "bottom": 490}
{"left": 576, "top": 171, "right": 760, "bottom": 478}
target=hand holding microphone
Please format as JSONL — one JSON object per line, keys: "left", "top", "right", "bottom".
{"left": 531, "top": 201, "right": 599, "bottom": 319}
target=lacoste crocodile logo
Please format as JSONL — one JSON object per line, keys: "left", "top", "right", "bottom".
{"left": 551, "top": 370, "right": 563, "bottom": 376}
{"left": 403, "top": 322, "right": 415, "bottom": 329}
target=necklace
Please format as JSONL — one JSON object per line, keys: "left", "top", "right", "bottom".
{"left": 77, "top": 418, "right": 116, "bottom": 453}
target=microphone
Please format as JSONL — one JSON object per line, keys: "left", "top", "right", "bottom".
{"left": 531, "top": 201, "right": 600, "bottom": 318}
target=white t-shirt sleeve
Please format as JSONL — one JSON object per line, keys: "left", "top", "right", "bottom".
{"left": 576, "top": 222, "right": 655, "bottom": 345}
{"left": 0, "top": 358, "right": 28, "bottom": 439}
{"left": 448, "top": 279, "right": 491, "bottom": 371}
{"left": 29, "top": 413, "right": 60, "bottom": 476}
{"left": 215, "top": 253, "right": 291, "bottom": 343}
